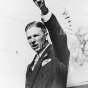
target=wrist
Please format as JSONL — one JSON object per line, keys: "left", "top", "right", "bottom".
{"left": 41, "top": 11, "right": 52, "bottom": 22}
{"left": 40, "top": 6, "right": 49, "bottom": 15}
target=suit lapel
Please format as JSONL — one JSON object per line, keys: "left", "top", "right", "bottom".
{"left": 30, "top": 44, "right": 52, "bottom": 87}
{"left": 29, "top": 54, "right": 37, "bottom": 72}
{"left": 37, "top": 44, "right": 52, "bottom": 65}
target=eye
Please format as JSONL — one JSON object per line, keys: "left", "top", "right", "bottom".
{"left": 27, "top": 36, "right": 31, "bottom": 40}
{"left": 33, "top": 34, "right": 39, "bottom": 37}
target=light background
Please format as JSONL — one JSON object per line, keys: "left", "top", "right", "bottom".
{"left": 0, "top": 0, "right": 88, "bottom": 88}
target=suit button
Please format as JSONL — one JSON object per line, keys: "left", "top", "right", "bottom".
{"left": 42, "top": 74, "right": 44, "bottom": 77}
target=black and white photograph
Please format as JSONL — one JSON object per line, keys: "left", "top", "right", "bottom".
{"left": 0, "top": 0, "right": 88, "bottom": 88}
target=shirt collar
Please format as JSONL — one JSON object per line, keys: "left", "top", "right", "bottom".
{"left": 38, "top": 43, "right": 50, "bottom": 57}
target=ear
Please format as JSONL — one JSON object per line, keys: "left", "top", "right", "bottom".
{"left": 45, "top": 32, "right": 48, "bottom": 37}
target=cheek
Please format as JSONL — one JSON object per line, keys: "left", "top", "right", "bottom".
{"left": 28, "top": 40, "right": 32, "bottom": 45}
{"left": 39, "top": 37, "right": 45, "bottom": 45}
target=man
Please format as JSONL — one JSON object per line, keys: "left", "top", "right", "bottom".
{"left": 25, "top": 0, "right": 70, "bottom": 88}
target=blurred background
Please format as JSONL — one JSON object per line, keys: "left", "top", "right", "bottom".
{"left": 0, "top": 0, "right": 88, "bottom": 88}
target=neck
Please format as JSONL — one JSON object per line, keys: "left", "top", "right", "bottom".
{"left": 38, "top": 41, "right": 49, "bottom": 54}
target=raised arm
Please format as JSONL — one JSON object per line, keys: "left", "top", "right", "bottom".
{"left": 33, "top": 0, "right": 70, "bottom": 69}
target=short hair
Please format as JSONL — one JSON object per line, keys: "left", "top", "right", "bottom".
{"left": 25, "top": 21, "right": 47, "bottom": 33}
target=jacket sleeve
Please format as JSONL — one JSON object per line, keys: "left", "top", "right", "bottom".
{"left": 41, "top": 13, "right": 70, "bottom": 69}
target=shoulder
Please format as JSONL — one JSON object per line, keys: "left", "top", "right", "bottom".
{"left": 26, "top": 64, "right": 31, "bottom": 72}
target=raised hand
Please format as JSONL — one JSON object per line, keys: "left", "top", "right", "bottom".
{"left": 33, "top": 0, "right": 48, "bottom": 15}
{"left": 33, "top": 0, "right": 45, "bottom": 9}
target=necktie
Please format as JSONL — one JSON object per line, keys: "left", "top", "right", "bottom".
{"left": 32, "top": 54, "right": 40, "bottom": 71}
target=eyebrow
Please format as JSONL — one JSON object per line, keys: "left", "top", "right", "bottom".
{"left": 33, "top": 34, "right": 39, "bottom": 37}
{"left": 27, "top": 36, "right": 31, "bottom": 39}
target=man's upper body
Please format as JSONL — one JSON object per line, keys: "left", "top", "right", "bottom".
{"left": 26, "top": 44, "right": 68, "bottom": 88}
{"left": 25, "top": 0, "right": 70, "bottom": 88}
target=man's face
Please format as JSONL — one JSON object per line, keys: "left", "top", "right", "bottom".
{"left": 26, "top": 26, "right": 46, "bottom": 53}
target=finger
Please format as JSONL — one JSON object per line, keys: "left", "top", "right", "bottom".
{"left": 37, "top": 0, "right": 43, "bottom": 6}
{"left": 34, "top": 1, "right": 39, "bottom": 6}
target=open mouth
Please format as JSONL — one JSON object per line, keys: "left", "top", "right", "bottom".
{"left": 32, "top": 44, "right": 39, "bottom": 49}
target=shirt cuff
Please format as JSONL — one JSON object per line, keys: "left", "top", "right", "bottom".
{"left": 41, "top": 12, "right": 52, "bottom": 22}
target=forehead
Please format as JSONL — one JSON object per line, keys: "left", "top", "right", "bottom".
{"left": 26, "top": 26, "right": 44, "bottom": 36}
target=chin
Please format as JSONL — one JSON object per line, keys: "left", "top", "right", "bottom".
{"left": 34, "top": 48, "right": 40, "bottom": 53}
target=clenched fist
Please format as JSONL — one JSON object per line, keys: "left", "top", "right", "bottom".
{"left": 33, "top": 0, "right": 45, "bottom": 8}
{"left": 33, "top": 0, "right": 48, "bottom": 15}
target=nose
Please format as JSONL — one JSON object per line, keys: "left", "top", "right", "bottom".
{"left": 31, "top": 37, "right": 36, "bottom": 45}
{"left": 32, "top": 40, "right": 36, "bottom": 45}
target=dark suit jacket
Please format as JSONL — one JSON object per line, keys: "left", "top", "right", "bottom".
{"left": 25, "top": 13, "right": 70, "bottom": 88}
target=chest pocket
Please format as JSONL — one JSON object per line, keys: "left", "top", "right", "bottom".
{"left": 41, "top": 59, "right": 53, "bottom": 78}
{"left": 40, "top": 52, "right": 54, "bottom": 78}
{"left": 41, "top": 72, "right": 51, "bottom": 78}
